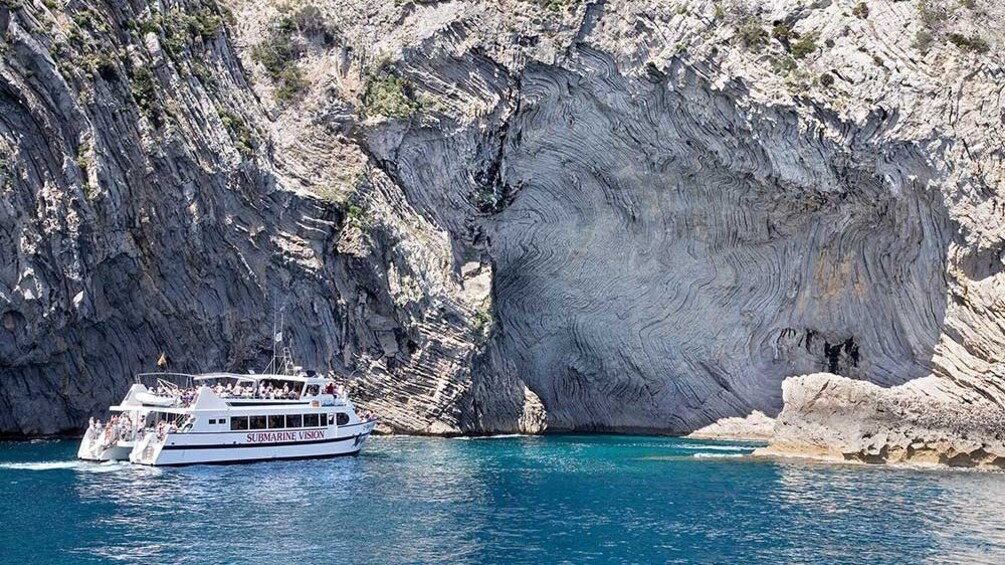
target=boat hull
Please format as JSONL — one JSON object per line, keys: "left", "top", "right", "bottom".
{"left": 136, "top": 434, "right": 370, "bottom": 466}
{"left": 131, "top": 422, "right": 376, "bottom": 466}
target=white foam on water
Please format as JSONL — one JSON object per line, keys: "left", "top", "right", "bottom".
{"left": 456, "top": 434, "right": 529, "bottom": 441}
{"left": 0, "top": 461, "right": 82, "bottom": 471}
{"left": 0, "top": 460, "right": 128, "bottom": 473}
{"left": 692, "top": 453, "right": 746, "bottom": 459}
{"left": 676, "top": 443, "right": 754, "bottom": 452}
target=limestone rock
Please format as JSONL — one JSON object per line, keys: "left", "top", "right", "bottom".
{"left": 687, "top": 411, "right": 775, "bottom": 441}
{"left": 756, "top": 374, "right": 1005, "bottom": 468}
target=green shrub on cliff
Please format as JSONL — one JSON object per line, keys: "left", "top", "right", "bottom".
{"left": 362, "top": 71, "right": 420, "bottom": 119}
{"left": 138, "top": 8, "right": 222, "bottom": 62}
{"left": 0, "top": 156, "right": 13, "bottom": 191}
{"left": 914, "top": 30, "right": 934, "bottom": 53}
{"left": 217, "top": 108, "right": 257, "bottom": 157}
{"left": 538, "top": 0, "right": 583, "bottom": 13}
{"left": 946, "top": 32, "right": 989, "bottom": 53}
{"left": 345, "top": 203, "right": 370, "bottom": 229}
{"left": 791, "top": 32, "right": 819, "bottom": 59}
{"left": 250, "top": 7, "right": 336, "bottom": 103}
{"left": 736, "top": 17, "right": 768, "bottom": 51}
{"left": 252, "top": 24, "right": 306, "bottom": 102}
{"left": 128, "top": 66, "right": 163, "bottom": 126}
{"left": 287, "top": 5, "right": 336, "bottom": 44}
{"left": 917, "top": 0, "right": 948, "bottom": 29}
{"left": 472, "top": 305, "right": 493, "bottom": 341}
{"left": 772, "top": 23, "right": 792, "bottom": 43}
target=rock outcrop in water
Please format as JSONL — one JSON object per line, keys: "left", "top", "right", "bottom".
{"left": 756, "top": 373, "right": 1005, "bottom": 468}
{"left": 1, "top": 0, "right": 1003, "bottom": 455}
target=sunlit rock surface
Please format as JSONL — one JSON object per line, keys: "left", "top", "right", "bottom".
{"left": 756, "top": 374, "right": 1005, "bottom": 468}
{"left": 688, "top": 411, "right": 775, "bottom": 441}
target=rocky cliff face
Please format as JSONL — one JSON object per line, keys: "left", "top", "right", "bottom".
{"left": 0, "top": 0, "right": 489, "bottom": 435}
{"left": 2, "top": 0, "right": 1003, "bottom": 449}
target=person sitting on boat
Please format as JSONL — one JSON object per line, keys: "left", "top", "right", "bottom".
{"left": 87, "top": 418, "right": 100, "bottom": 440}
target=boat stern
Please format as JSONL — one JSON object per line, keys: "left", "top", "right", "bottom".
{"left": 77, "top": 435, "right": 133, "bottom": 462}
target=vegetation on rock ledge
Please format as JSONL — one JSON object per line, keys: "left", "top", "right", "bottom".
{"left": 362, "top": 61, "right": 421, "bottom": 119}
{"left": 791, "top": 32, "right": 819, "bottom": 59}
{"left": 946, "top": 32, "right": 989, "bottom": 53}
{"left": 252, "top": 5, "right": 336, "bottom": 103}
{"left": 736, "top": 17, "right": 768, "bottom": 51}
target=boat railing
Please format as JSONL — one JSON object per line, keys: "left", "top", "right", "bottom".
{"left": 135, "top": 372, "right": 195, "bottom": 390}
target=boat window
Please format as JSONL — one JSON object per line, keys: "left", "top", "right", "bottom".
{"left": 250, "top": 415, "right": 267, "bottom": 430}
{"left": 218, "top": 418, "right": 227, "bottom": 426}
{"left": 287, "top": 414, "right": 302, "bottom": 428}
{"left": 304, "top": 413, "right": 320, "bottom": 427}
{"left": 231, "top": 417, "right": 249, "bottom": 431}
{"left": 208, "top": 419, "right": 216, "bottom": 425}
{"left": 268, "top": 415, "right": 285, "bottom": 429}
{"left": 328, "top": 414, "right": 335, "bottom": 425}
{"left": 336, "top": 412, "right": 349, "bottom": 425}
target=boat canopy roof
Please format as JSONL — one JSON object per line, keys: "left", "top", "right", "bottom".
{"left": 134, "top": 371, "right": 337, "bottom": 388}
{"left": 192, "top": 372, "right": 332, "bottom": 385}
{"left": 108, "top": 404, "right": 191, "bottom": 415}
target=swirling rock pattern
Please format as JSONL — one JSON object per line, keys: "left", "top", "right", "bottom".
{"left": 351, "top": 0, "right": 1005, "bottom": 447}
{"left": 486, "top": 56, "right": 949, "bottom": 432}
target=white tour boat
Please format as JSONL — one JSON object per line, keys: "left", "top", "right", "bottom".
{"left": 77, "top": 348, "right": 377, "bottom": 466}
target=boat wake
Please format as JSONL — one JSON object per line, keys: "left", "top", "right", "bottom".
{"left": 0, "top": 460, "right": 128, "bottom": 473}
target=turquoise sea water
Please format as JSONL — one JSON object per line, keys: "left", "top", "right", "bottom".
{"left": 2, "top": 435, "right": 1005, "bottom": 563}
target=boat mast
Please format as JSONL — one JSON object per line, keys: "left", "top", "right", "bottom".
{"left": 268, "top": 305, "right": 285, "bottom": 375}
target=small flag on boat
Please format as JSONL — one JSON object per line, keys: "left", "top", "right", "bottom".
{"left": 274, "top": 331, "right": 283, "bottom": 343}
